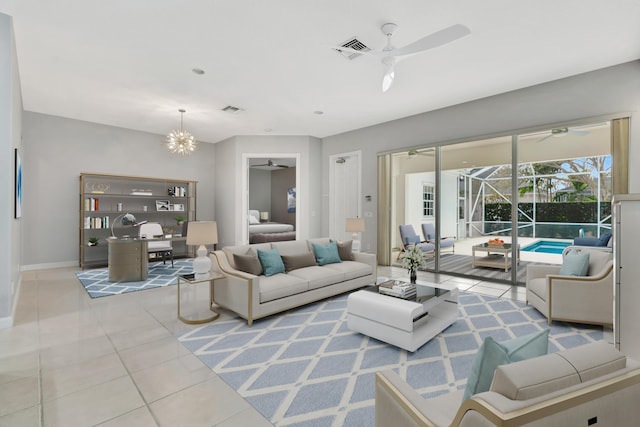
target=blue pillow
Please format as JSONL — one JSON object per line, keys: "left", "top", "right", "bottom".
{"left": 311, "top": 241, "right": 342, "bottom": 266}
{"left": 256, "top": 248, "right": 285, "bottom": 277}
{"left": 560, "top": 249, "right": 590, "bottom": 276}
{"left": 463, "top": 329, "right": 549, "bottom": 401}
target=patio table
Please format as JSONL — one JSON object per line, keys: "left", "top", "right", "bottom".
{"left": 472, "top": 243, "right": 520, "bottom": 272}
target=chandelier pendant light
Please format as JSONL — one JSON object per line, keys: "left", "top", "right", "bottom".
{"left": 166, "top": 109, "right": 196, "bottom": 155}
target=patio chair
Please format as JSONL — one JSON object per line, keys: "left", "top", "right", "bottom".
{"left": 573, "top": 232, "right": 612, "bottom": 247}
{"left": 421, "top": 223, "right": 455, "bottom": 254}
{"left": 398, "top": 225, "right": 435, "bottom": 260}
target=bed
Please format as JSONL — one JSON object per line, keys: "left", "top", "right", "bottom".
{"left": 248, "top": 210, "right": 295, "bottom": 243}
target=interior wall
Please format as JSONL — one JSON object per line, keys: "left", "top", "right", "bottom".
{"left": 0, "top": 13, "right": 22, "bottom": 325}
{"left": 271, "top": 167, "right": 296, "bottom": 228}
{"left": 322, "top": 60, "right": 640, "bottom": 254}
{"left": 215, "top": 135, "right": 322, "bottom": 246}
{"left": 21, "top": 112, "right": 216, "bottom": 269}
{"left": 249, "top": 169, "right": 271, "bottom": 213}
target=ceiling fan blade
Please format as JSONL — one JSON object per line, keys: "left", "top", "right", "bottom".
{"left": 393, "top": 24, "right": 471, "bottom": 57}
{"left": 569, "top": 129, "right": 590, "bottom": 136}
{"left": 382, "top": 62, "right": 395, "bottom": 92}
{"left": 536, "top": 134, "right": 554, "bottom": 143}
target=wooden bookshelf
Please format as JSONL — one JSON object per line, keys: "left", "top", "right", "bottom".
{"left": 79, "top": 173, "right": 197, "bottom": 269}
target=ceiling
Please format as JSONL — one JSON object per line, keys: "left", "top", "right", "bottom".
{"left": 1, "top": 1, "right": 639, "bottom": 144}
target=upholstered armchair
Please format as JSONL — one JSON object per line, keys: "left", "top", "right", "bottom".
{"left": 421, "top": 223, "right": 455, "bottom": 254}
{"left": 526, "top": 246, "right": 613, "bottom": 326}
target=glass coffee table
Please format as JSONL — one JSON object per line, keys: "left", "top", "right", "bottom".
{"left": 347, "top": 279, "right": 458, "bottom": 352}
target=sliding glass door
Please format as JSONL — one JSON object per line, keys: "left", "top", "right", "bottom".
{"left": 386, "top": 117, "right": 623, "bottom": 286}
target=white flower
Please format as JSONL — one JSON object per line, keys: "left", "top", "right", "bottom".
{"left": 400, "top": 244, "right": 427, "bottom": 271}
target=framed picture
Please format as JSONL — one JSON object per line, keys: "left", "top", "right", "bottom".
{"left": 172, "top": 203, "right": 185, "bottom": 212}
{"left": 14, "top": 149, "right": 22, "bottom": 218}
{"left": 155, "top": 200, "right": 170, "bottom": 211}
{"left": 287, "top": 187, "right": 296, "bottom": 213}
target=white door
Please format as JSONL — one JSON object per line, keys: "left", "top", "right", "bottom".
{"left": 329, "top": 151, "right": 362, "bottom": 242}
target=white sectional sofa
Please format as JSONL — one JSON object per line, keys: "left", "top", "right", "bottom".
{"left": 210, "top": 238, "right": 376, "bottom": 326}
{"left": 375, "top": 341, "right": 640, "bottom": 426}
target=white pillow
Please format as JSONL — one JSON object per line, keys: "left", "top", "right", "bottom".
{"left": 249, "top": 215, "right": 260, "bottom": 224}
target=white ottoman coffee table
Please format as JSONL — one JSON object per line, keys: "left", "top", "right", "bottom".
{"left": 347, "top": 279, "right": 458, "bottom": 352}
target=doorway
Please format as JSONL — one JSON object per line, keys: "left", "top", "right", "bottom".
{"left": 241, "top": 154, "right": 300, "bottom": 244}
{"left": 329, "top": 151, "right": 362, "bottom": 243}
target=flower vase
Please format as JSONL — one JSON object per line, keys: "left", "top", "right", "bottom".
{"left": 410, "top": 268, "right": 417, "bottom": 284}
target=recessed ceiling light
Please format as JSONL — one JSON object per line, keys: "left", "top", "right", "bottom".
{"left": 264, "top": 128, "right": 273, "bottom": 133}
{"left": 313, "top": 110, "right": 324, "bottom": 115}
{"left": 192, "top": 68, "right": 205, "bottom": 75}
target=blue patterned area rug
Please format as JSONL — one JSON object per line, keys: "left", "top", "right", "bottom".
{"left": 177, "top": 291, "right": 604, "bottom": 427}
{"left": 76, "top": 259, "right": 193, "bottom": 298}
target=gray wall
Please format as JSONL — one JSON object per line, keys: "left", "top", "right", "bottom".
{"left": 249, "top": 169, "right": 271, "bottom": 213}
{"left": 21, "top": 112, "right": 216, "bottom": 269}
{"left": 271, "top": 167, "right": 296, "bottom": 227}
{"left": 322, "top": 60, "right": 640, "bottom": 253}
{"left": 0, "top": 13, "right": 23, "bottom": 323}
{"left": 214, "top": 135, "right": 322, "bottom": 247}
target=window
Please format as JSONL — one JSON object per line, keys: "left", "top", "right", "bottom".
{"left": 422, "top": 184, "right": 434, "bottom": 217}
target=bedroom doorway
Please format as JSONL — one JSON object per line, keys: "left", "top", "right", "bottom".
{"left": 242, "top": 154, "right": 300, "bottom": 244}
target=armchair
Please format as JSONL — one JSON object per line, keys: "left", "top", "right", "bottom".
{"left": 398, "top": 225, "right": 435, "bottom": 260}
{"left": 421, "top": 223, "right": 455, "bottom": 254}
{"left": 526, "top": 246, "right": 613, "bottom": 326}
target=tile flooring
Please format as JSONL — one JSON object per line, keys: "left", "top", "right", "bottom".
{"left": 0, "top": 265, "right": 526, "bottom": 426}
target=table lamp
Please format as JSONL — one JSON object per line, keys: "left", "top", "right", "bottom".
{"left": 110, "top": 213, "right": 147, "bottom": 237}
{"left": 345, "top": 217, "right": 365, "bottom": 252}
{"left": 260, "top": 211, "right": 269, "bottom": 222}
{"left": 186, "top": 221, "right": 218, "bottom": 279}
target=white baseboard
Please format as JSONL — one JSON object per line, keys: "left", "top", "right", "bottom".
{"left": 21, "top": 261, "right": 77, "bottom": 271}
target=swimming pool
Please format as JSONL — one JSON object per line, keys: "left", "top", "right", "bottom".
{"left": 522, "top": 240, "right": 571, "bottom": 254}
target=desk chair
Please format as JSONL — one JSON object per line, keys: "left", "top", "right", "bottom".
{"left": 139, "top": 222, "right": 174, "bottom": 267}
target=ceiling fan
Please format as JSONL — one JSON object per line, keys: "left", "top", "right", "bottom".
{"left": 407, "top": 148, "right": 435, "bottom": 158}
{"left": 333, "top": 22, "right": 471, "bottom": 92}
{"left": 536, "top": 127, "right": 590, "bottom": 143}
{"left": 251, "top": 159, "right": 289, "bottom": 168}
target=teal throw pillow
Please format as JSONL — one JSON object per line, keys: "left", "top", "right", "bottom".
{"left": 462, "top": 329, "right": 549, "bottom": 401}
{"left": 311, "top": 241, "right": 342, "bottom": 266}
{"left": 256, "top": 248, "right": 285, "bottom": 277}
{"left": 559, "top": 249, "right": 590, "bottom": 276}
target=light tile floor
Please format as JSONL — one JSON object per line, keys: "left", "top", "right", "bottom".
{"left": 0, "top": 265, "right": 527, "bottom": 426}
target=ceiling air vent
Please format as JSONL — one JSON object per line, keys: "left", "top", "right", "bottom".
{"left": 222, "top": 105, "right": 242, "bottom": 114}
{"left": 335, "top": 37, "right": 371, "bottom": 60}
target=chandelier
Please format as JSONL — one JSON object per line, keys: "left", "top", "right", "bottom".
{"left": 166, "top": 109, "right": 196, "bottom": 155}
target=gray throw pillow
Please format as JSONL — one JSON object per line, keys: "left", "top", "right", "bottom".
{"left": 281, "top": 252, "right": 317, "bottom": 272}
{"left": 333, "top": 240, "right": 354, "bottom": 261}
{"left": 234, "top": 252, "right": 263, "bottom": 276}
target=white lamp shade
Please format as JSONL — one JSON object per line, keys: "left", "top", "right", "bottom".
{"left": 345, "top": 218, "right": 365, "bottom": 233}
{"left": 186, "top": 221, "right": 218, "bottom": 246}
{"left": 260, "top": 211, "right": 269, "bottom": 221}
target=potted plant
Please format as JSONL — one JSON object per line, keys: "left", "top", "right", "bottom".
{"left": 175, "top": 216, "right": 185, "bottom": 226}
{"left": 88, "top": 236, "right": 99, "bottom": 246}
{"left": 400, "top": 244, "right": 427, "bottom": 283}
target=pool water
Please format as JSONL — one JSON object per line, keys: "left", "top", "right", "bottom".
{"left": 522, "top": 240, "right": 571, "bottom": 254}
